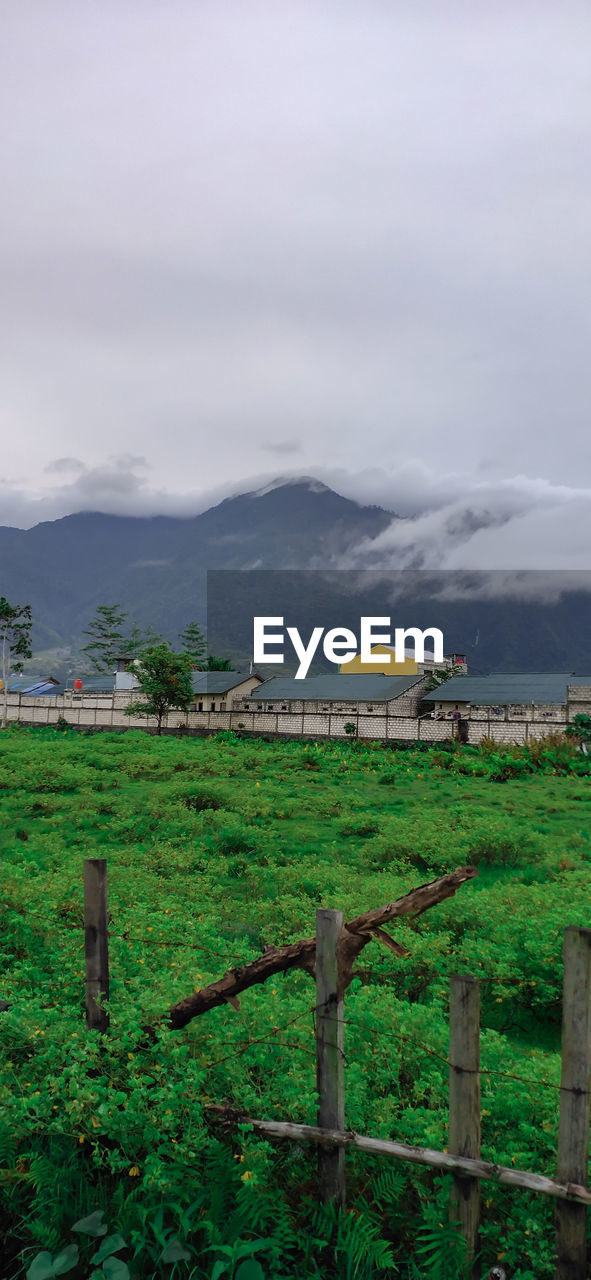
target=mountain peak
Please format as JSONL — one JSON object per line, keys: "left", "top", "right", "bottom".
{"left": 247, "top": 475, "right": 332, "bottom": 499}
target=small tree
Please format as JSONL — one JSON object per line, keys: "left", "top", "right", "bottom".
{"left": 125, "top": 644, "right": 193, "bottom": 734}
{"left": 81, "top": 605, "right": 129, "bottom": 673}
{"left": 126, "top": 622, "right": 163, "bottom": 658}
{"left": 0, "top": 596, "right": 33, "bottom": 728}
{"left": 179, "top": 621, "right": 207, "bottom": 667}
{"left": 566, "top": 714, "right": 591, "bottom": 750}
{"left": 206, "top": 655, "right": 232, "bottom": 671}
{"left": 423, "top": 662, "right": 465, "bottom": 693}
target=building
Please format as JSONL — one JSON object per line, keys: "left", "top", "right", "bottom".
{"left": 234, "top": 672, "right": 431, "bottom": 738}
{"left": 191, "top": 671, "right": 262, "bottom": 712}
{"left": 6, "top": 676, "right": 61, "bottom": 696}
{"left": 340, "top": 647, "right": 467, "bottom": 676}
{"left": 424, "top": 673, "right": 591, "bottom": 740}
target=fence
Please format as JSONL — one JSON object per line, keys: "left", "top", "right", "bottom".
{"left": 83, "top": 860, "right": 591, "bottom": 1280}
{"left": 4, "top": 688, "right": 583, "bottom": 745}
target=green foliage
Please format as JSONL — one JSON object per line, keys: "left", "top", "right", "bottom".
{"left": 81, "top": 606, "right": 130, "bottom": 674}
{"left": 422, "top": 664, "right": 464, "bottom": 694}
{"left": 2, "top": 729, "right": 591, "bottom": 1276}
{"left": 179, "top": 623, "right": 207, "bottom": 668}
{"left": 0, "top": 595, "right": 33, "bottom": 670}
{"left": 125, "top": 645, "right": 194, "bottom": 734}
{"left": 80, "top": 607, "right": 160, "bottom": 674}
{"left": 566, "top": 713, "right": 591, "bottom": 746}
{"left": 1, "top": 595, "right": 33, "bottom": 727}
{"left": 26, "top": 1212, "right": 130, "bottom": 1280}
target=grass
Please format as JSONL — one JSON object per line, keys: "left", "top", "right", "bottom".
{"left": 1, "top": 726, "right": 590, "bottom": 1279}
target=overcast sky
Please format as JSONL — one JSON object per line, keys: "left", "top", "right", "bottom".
{"left": 2, "top": 1, "right": 591, "bottom": 565}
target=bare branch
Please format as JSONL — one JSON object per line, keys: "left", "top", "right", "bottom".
{"left": 206, "top": 1108, "right": 591, "bottom": 1208}
{"left": 168, "top": 867, "right": 477, "bottom": 1030}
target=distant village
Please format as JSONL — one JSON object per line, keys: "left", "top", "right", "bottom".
{"left": 4, "top": 643, "right": 591, "bottom": 745}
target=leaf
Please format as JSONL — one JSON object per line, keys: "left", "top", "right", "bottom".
{"left": 52, "top": 1245, "right": 79, "bottom": 1276}
{"left": 72, "top": 1210, "right": 108, "bottom": 1237}
{"left": 210, "top": 1262, "right": 229, "bottom": 1280}
{"left": 102, "top": 1259, "right": 130, "bottom": 1280}
{"left": 90, "top": 1235, "right": 128, "bottom": 1265}
{"left": 233, "top": 1241, "right": 275, "bottom": 1258}
{"left": 26, "top": 1254, "right": 55, "bottom": 1280}
{"left": 160, "top": 1237, "right": 192, "bottom": 1263}
{"left": 235, "top": 1262, "right": 266, "bottom": 1280}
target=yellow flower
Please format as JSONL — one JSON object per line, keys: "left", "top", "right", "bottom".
{"left": 129, "top": 1165, "right": 140, "bottom": 1177}
{"left": 241, "top": 1170, "right": 253, "bottom": 1181}
{"left": 79, "top": 1136, "right": 85, "bottom": 1144}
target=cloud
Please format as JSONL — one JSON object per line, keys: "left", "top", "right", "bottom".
{"left": 335, "top": 471, "right": 591, "bottom": 572}
{"left": 1, "top": 453, "right": 590, "bottom": 578}
{"left": 261, "top": 440, "right": 302, "bottom": 456}
{"left": 1, "top": 1, "right": 591, "bottom": 510}
{"left": 44, "top": 457, "right": 85, "bottom": 474}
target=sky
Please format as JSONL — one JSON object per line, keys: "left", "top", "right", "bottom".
{"left": 2, "top": 1, "right": 591, "bottom": 566}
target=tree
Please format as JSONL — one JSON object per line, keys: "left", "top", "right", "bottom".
{"left": 81, "top": 605, "right": 128, "bottom": 672}
{"left": 206, "top": 655, "right": 232, "bottom": 671}
{"left": 0, "top": 596, "right": 33, "bottom": 728}
{"left": 126, "top": 622, "right": 163, "bottom": 658}
{"left": 125, "top": 644, "right": 194, "bottom": 734}
{"left": 179, "top": 621, "right": 207, "bottom": 667}
{"left": 566, "top": 714, "right": 591, "bottom": 751}
{"left": 423, "top": 662, "right": 465, "bottom": 693}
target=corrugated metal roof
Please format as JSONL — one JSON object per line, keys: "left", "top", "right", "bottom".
{"left": 69, "top": 675, "right": 117, "bottom": 692}
{"left": 425, "top": 673, "right": 591, "bottom": 705}
{"left": 249, "top": 674, "right": 421, "bottom": 702}
{"left": 191, "top": 671, "right": 257, "bottom": 694}
{"left": 8, "top": 678, "right": 60, "bottom": 696}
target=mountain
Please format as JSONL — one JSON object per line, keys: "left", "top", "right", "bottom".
{"left": 2, "top": 475, "right": 591, "bottom": 677}
{"left": 0, "top": 478, "right": 394, "bottom": 651}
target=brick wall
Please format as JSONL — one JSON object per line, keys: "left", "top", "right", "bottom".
{"left": 0, "top": 691, "right": 572, "bottom": 746}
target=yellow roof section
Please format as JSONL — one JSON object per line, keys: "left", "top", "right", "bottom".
{"left": 340, "top": 644, "right": 418, "bottom": 675}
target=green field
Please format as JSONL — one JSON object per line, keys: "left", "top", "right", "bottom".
{"left": 2, "top": 727, "right": 591, "bottom": 1280}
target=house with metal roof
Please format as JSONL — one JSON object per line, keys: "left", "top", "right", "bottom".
{"left": 232, "top": 672, "right": 430, "bottom": 739}
{"left": 248, "top": 673, "right": 422, "bottom": 707}
{"left": 6, "top": 676, "right": 61, "bottom": 696}
{"left": 424, "top": 673, "right": 591, "bottom": 726}
{"left": 191, "top": 671, "right": 263, "bottom": 712}
{"left": 244, "top": 673, "right": 425, "bottom": 718}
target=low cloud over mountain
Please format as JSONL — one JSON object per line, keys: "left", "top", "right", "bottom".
{"left": 1, "top": 458, "right": 590, "bottom": 572}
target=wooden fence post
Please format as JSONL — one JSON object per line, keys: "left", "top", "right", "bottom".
{"left": 555, "top": 927, "right": 591, "bottom": 1280}
{"left": 449, "top": 974, "right": 481, "bottom": 1278}
{"left": 316, "top": 908, "right": 345, "bottom": 1208}
{"left": 84, "top": 858, "right": 110, "bottom": 1032}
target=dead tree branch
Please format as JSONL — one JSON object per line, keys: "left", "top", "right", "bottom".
{"left": 205, "top": 1108, "right": 591, "bottom": 1208}
{"left": 168, "top": 867, "right": 477, "bottom": 1030}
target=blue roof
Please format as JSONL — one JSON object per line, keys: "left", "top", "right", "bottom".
{"left": 425, "top": 673, "right": 591, "bottom": 706}
{"left": 250, "top": 674, "right": 421, "bottom": 702}
{"left": 8, "top": 677, "right": 60, "bottom": 696}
